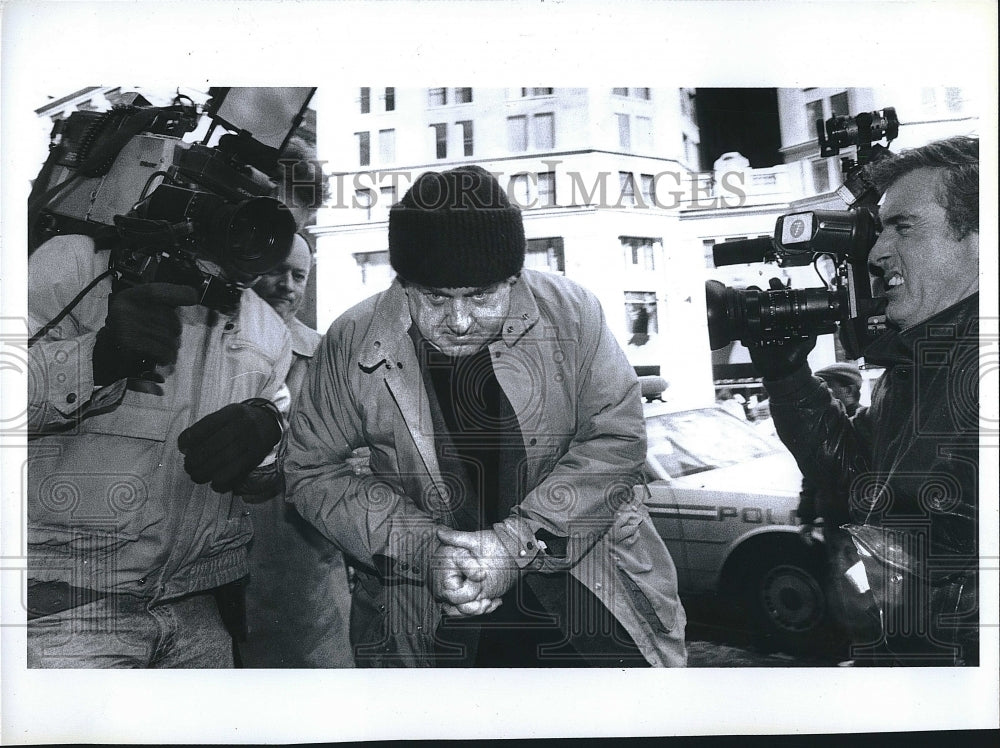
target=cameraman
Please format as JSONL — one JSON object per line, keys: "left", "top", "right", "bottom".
{"left": 751, "top": 136, "right": 979, "bottom": 666}
{"left": 26, "top": 233, "right": 292, "bottom": 668}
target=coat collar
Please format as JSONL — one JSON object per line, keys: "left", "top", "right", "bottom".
{"left": 356, "top": 274, "right": 541, "bottom": 371}
{"left": 288, "top": 316, "right": 322, "bottom": 359}
{"left": 864, "top": 293, "right": 979, "bottom": 366}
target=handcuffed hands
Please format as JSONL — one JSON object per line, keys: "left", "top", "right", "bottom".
{"left": 430, "top": 527, "right": 518, "bottom": 617}
{"left": 177, "top": 400, "right": 282, "bottom": 493}
{"left": 93, "top": 282, "right": 199, "bottom": 385}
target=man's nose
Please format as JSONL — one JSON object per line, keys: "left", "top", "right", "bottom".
{"left": 868, "top": 234, "right": 893, "bottom": 272}
{"left": 276, "top": 271, "right": 294, "bottom": 290}
{"left": 445, "top": 299, "right": 473, "bottom": 334}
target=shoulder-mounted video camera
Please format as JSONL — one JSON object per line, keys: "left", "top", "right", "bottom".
{"left": 28, "top": 87, "right": 315, "bottom": 312}
{"left": 705, "top": 107, "right": 898, "bottom": 360}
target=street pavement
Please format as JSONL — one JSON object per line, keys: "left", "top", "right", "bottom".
{"left": 682, "top": 595, "right": 842, "bottom": 667}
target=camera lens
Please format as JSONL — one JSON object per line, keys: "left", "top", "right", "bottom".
{"left": 705, "top": 280, "right": 842, "bottom": 349}
{"left": 219, "top": 197, "right": 296, "bottom": 274}
{"left": 140, "top": 186, "right": 295, "bottom": 276}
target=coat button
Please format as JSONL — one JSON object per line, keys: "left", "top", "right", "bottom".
{"left": 224, "top": 322, "right": 235, "bottom": 331}
{"left": 529, "top": 437, "right": 537, "bottom": 446}
{"left": 66, "top": 393, "right": 77, "bottom": 404}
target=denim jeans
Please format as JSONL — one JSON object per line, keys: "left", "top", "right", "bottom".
{"left": 27, "top": 590, "right": 233, "bottom": 668}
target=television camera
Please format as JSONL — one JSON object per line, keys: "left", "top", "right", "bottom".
{"left": 28, "top": 87, "right": 315, "bottom": 314}
{"left": 705, "top": 106, "right": 899, "bottom": 360}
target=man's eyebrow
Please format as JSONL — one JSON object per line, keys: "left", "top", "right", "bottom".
{"left": 880, "top": 210, "right": 918, "bottom": 225}
{"left": 418, "top": 284, "right": 498, "bottom": 298}
{"left": 463, "top": 285, "right": 497, "bottom": 296}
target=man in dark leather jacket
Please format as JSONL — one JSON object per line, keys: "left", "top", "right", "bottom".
{"left": 751, "top": 136, "right": 980, "bottom": 666}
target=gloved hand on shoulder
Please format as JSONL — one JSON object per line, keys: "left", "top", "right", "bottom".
{"left": 92, "top": 282, "right": 198, "bottom": 385}
{"left": 177, "top": 399, "right": 283, "bottom": 494}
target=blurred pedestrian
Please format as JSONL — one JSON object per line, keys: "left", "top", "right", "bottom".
{"left": 240, "top": 233, "right": 354, "bottom": 667}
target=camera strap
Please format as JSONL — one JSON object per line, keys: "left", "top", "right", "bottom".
{"left": 27, "top": 268, "right": 114, "bottom": 348}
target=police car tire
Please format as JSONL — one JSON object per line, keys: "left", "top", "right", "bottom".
{"left": 742, "top": 547, "right": 829, "bottom": 654}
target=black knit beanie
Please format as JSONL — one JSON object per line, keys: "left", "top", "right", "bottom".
{"left": 389, "top": 165, "right": 525, "bottom": 288}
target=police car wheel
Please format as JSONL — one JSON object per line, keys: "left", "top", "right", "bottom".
{"left": 744, "top": 549, "right": 828, "bottom": 654}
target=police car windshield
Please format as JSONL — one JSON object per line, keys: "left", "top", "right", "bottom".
{"left": 645, "top": 408, "right": 781, "bottom": 479}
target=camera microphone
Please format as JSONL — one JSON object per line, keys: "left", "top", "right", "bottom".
{"left": 712, "top": 237, "right": 775, "bottom": 267}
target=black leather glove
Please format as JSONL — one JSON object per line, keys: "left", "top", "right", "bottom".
{"left": 177, "top": 400, "right": 283, "bottom": 494}
{"left": 745, "top": 278, "right": 817, "bottom": 381}
{"left": 93, "top": 282, "right": 199, "bottom": 385}
{"left": 747, "top": 336, "right": 816, "bottom": 381}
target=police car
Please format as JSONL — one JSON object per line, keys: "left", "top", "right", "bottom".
{"left": 638, "top": 391, "right": 834, "bottom": 653}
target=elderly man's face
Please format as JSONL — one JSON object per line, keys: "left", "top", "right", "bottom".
{"left": 869, "top": 168, "right": 979, "bottom": 330}
{"left": 254, "top": 235, "right": 312, "bottom": 323}
{"left": 826, "top": 380, "right": 859, "bottom": 411}
{"left": 405, "top": 276, "right": 516, "bottom": 357}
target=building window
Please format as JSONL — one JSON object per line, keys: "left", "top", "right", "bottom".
{"left": 635, "top": 116, "right": 653, "bottom": 152}
{"left": 458, "top": 120, "right": 474, "bottom": 156}
{"left": 454, "top": 87, "right": 473, "bottom": 104}
{"left": 525, "top": 237, "right": 565, "bottom": 274}
{"left": 621, "top": 236, "right": 659, "bottom": 271}
{"left": 533, "top": 112, "right": 554, "bottom": 149}
{"left": 356, "top": 131, "right": 370, "bottom": 166}
{"left": 537, "top": 171, "right": 556, "bottom": 207}
{"left": 702, "top": 238, "right": 717, "bottom": 269}
{"left": 430, "top": 123, "right": 447, "bottom": 159}
{"left": 640, "top": 174, "right": 655, "bottom": 206}
{"left": 811, "top": 158, "right": 831, "bottom": 194}
{"left": 507, "top": 113, "right": 553, "bottom": 152}
{"left": 521, "top": 87, "right": 553, "bottom": 96}
{"left": 384, "top": 87, "right": 395, "bottom": 111}
{"left": 807, "top": 91, "right": 850, "bottom": 131}
{"left": 378, "top": 128, "right": 395, "bottom": 163}
{"left": 830, "top": 91, "right": 849, "bottom": 118}
{"left": 509, "top": 173, "right": 530, "bottom": 207}
{"left": 360, "top": 87, "right": 370, "bottom": 114}
{"left": 618, "top": 172, "right": 637, "bottom": 207}
{"left": 614, "top": 88, "right": 651, "bottom": 99}
{"left": 429, "top": 88, "right": 448, "bottom": 106}
{"left": 624, "top": 290, "right": 659, "bottom": 346}
{"left": 945, "top": 87, "right": 963, "bottom": 112}
{"left": 507, "top": 115, "right": 528, "bottom": 152}
{"left": 377, "top": 185, "right": 397, "bottom": 220}
{"left": 352, "top": 250, "right": 392, "bottom": 286}
{"left": 616, "top": 113, "right": 631, "bottom": 150}
{"left": 355, "top": 188, "right": 374, "bottom": 220}
{"left": 806, "top": 98, "right": 824, "bottom": 127}
{"left": 510, "top": 172, "right": 556, "bottom": 209}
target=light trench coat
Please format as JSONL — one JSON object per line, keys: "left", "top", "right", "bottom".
{"left": 285, "top": 269, "right": 687, "bottom": 666}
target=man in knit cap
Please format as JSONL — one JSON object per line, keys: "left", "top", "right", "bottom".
{"left": 285, "top": 165, "right": 686, "bottom": 667}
